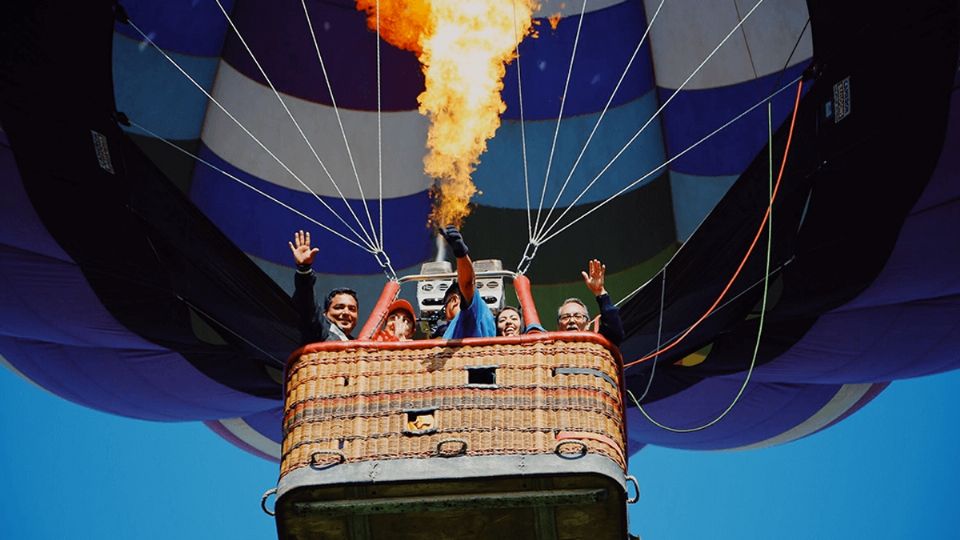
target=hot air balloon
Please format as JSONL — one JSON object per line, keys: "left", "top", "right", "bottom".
{"left": 2, "top": 0, "right": 958, "bottom": 481}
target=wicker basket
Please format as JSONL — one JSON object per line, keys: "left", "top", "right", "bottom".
{"left": 280, "top": 333, "right": 626, "bottom": 478}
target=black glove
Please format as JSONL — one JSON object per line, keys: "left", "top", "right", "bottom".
{"left": 442, "top": 225, "right": 469, "bottom": 258}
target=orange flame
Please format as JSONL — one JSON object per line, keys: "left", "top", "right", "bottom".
{"left": 547, "top": 13, "right": 561, "bottom": 30}
{"left": 357, "top": 0, "right": 537, "bottom": 227}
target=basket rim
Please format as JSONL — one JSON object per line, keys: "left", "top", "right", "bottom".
{"left": 289, "top": 331, "right": 622, "bottom": 368}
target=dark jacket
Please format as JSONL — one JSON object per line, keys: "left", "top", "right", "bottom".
{"left": 292, "top": 269, "right": 353, "bottom": 344}
{"left": 596, "top": 293, "right": 625, "bottom": 347}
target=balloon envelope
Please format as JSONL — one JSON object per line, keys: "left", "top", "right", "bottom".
{"left": 1, "top": 0, "right": 958, "bottom": 460}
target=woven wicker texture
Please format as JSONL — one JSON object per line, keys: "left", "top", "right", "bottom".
{"left": 281, "top": 338, "right": 625, "bottom": 478}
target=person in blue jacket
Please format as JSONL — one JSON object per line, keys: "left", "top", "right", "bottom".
{"left": 439, "top": 226, "right": 496, "bottom": 340}
{"left": 556, "top": 259, "right": 625, "bottom": 347}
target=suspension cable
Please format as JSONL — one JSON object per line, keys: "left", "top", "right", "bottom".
{"left": 534, "top": 0, "right": 769, "bottom": 244}
{"left": 513, "top": 0, "right": 533, "bottom": 242}
{"left": 127, "top": 120, "right": 375, "bottom": 253}
{"left": 623, "top": 79, "right": 803, "bottom": 370}
{"left": 535, "top": 0, "right": 666, "bottom": 240}
{"left": 608, "top": 17, "right": 811, "bottom": 310}
{"left": 538, "top": 75, "right": 800, "bottom": 246}
{"left": 636, "top": 267, "right": 667, "bottom": 402}
{"left": 126, "top": 20, "right": 378, "bottom": 252}
{"left": 297, "top": 0, "right": 382, "bottom": 251}
{"left": 215, "top": 0, "right": 380, "bottom": 251}
{"left": 531, "top": 0, "right": 588, "bottom": 238}
{"left": 625, "top": 100, "right": 778, "bottom": 432}
{"left": 375, "top": 0, "right": 385, "bottom": 250}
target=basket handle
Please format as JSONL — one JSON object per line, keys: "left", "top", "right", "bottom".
{"left": 260, "top": 487, "right": 277, "bottom": 516}
{"left": 310, "top": 450, "right": 346, "bottom": 469}
{"left": 554, "top": 439, "right": 588, "bottom": 458}
{"left": 625, "top": 475, "right": 640, "bottom": 504}
{"left": 436, "top": 438, "right": 468, "bottom": 457}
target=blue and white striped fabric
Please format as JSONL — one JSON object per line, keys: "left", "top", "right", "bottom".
{"left": 103, "top": 0, "right": 818, "bottom": 460}
{"left": 27, "top": 0, "right": 933, "bottom": 462}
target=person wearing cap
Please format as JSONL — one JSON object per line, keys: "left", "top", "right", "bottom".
{"left": 374, "top": 299, "right": 416, "bottom": 342}
{"left": 289, "top": 230, "right": 359, "bottom": 343}
{"left": 439, "top": 226, "right": 497, "bottom": 340}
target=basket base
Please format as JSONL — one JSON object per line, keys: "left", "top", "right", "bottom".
{"left": 276, "top": 458, "right": 628, "bottom": 540}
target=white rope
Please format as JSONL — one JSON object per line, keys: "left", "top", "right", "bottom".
{"left": 513, "top": 0, "right": 533, "bottom": 242}
{"left": 625, "top": 101, "right": 776, "bottom": 433}
{"left": 536, "top": 0, "right": 666, "bottom": 239}
{"left": 537, "top": 73, "right": 798, "bottom": 246}
{"left": 531, "top": 0, "right": 588, "bottom": 239}
{"left": 611, "top": 19, "right": 811, "bottom": 310}
{"left": 636, "top": 268, "right": 666, "bottom": 402}
{"left": 375, "top": 0, "right": 384, "bottom": 250}
{"left": 298, "top": 0, "right": 382, "bottom": 250}
{"left": 535, "top": 0, "right": 769, "bottom": 244}
{"left": 216, "top": 0, "right": 380, "bottom": 251}
{"left": 128, "top": 20, "right": 377, "bottom": 251}
{"left": 128, "top": 120, "right": 375, "bottom": 253}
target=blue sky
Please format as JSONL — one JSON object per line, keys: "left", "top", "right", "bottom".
{"left": 2, "top": 367, "right": 958, "bottom": 539}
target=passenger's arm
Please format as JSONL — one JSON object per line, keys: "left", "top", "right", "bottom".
{"left": 596, "top": 293, "right": 625, "bottom": 347}
{"left": 455, "top": 254, "right": 476, "bottom": 305}
{"left": 443, "top": 226, "right": 476, "bottom": 304}
{"left": 583, "top": 259, "right": 624, "bottom": 346}
{"left": 290, "top": 230, "right": 325, "bottom": 342}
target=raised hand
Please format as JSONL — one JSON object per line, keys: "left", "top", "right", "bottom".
{"left": 441, "top": 225, "right": 469, "bottom": 258}
{"left": 388, "top": 316, "right": 411, "bottom": 341}
{"left": 289, "top": 230, "right": 319, "bottom": 267}
{"left": 581, "top": 259, "right": 607, "bottom": 297}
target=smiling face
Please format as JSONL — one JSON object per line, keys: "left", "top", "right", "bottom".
{"left": 557, "top": 301, "right": 589, "bottom": 331}
{"left": 496, "top": 308, "right": 522, "bottom": 336}
{"left": 325, "top": 293, "right": 359, "bottom": 335}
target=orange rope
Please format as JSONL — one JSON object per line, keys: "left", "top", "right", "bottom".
{"left": 624, "top": 79, "right": 804, "bottom": 370}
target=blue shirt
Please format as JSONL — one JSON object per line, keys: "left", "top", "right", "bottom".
{"left": 442, "top": 295, "right": 496, "bottom": 339}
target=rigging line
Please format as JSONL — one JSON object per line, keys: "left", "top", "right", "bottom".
{"left": 128, "top": 120, "right": 376, "bottom": 253}
{"left": 611, "top": 18, "right": 812, "bottom": 309}
{"left": 376, "top": 0, "right": 384, "bottom": 250}
{"left": 71, "top": 224, "right": 289, "bottom": 367}
{"left": 733, "top": 0, "right": 760, "bottom": 80}
{"left": 636, "top": 267, "right": 667, "bottom": 402}
{"left": 623, "top": 79, "right": 803, "bottom": 370}
{"left": 513, "top": 0, "right": 533, "bottom": 242}
{"left": 299, "top": 0, "right": 382, "bottom": 251}
{"left": 625, "top": 101, "right": 776, "bottom": 433}
{"left": 617, "top": 254, "right": 791, "bottom": 316}
{"left": 127, "top": 21, "right": 377, "bottom": 252}
{"left": 611, "top": 257, "right": 792, "bottom": 368}
{"left": 537, "top": 74, "right": 800, "bottom": 246}
{"left": 217, "top": 0, "right": 379, "bottom": 251}
{"left": 536, "top": 0, "right": 667, "bottom": 240}
{"left": 614, "top": 259, "right": 790, "bottom": 376}
{"left": 178, "top": 295, "right": 287, "bottom": 367}
{"left": 531, "top": 0, "right": 588, "bottom": 239}
{"left": 767, "top": 17, "right": 810, "bottom": 98}
{"left": 534, "top": 0, "right": 769, "bottom": 243}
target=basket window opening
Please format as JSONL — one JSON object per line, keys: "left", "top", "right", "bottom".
{"left": 466, "top": 366, "right": 497, "bottom": 386}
